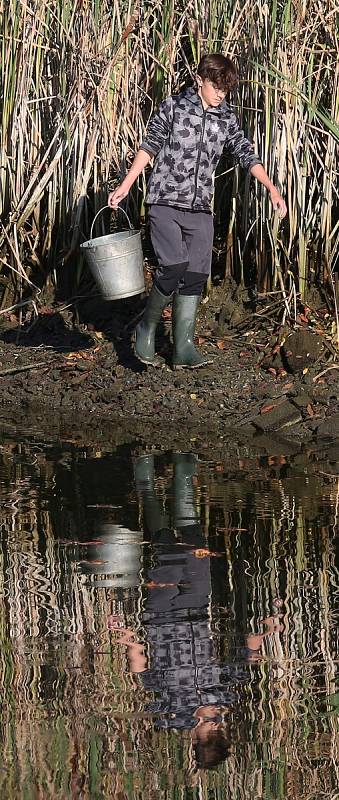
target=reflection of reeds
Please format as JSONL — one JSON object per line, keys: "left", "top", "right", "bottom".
{"left": 0, "top": 440, "right": 338, "bottom": 797}
{"left": 0, "top": 1, "right": 338, "bottom": 309}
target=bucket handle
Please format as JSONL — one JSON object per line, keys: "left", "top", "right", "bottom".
{"left": 90, "top": 205, "right": 133, "bottom": 241}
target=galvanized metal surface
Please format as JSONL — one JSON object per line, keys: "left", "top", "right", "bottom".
{"left": 80, "top": 207, "right": 145, "bottom": 300}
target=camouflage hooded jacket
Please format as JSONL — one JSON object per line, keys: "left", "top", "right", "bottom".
{"left": 140, "top": 86, "right": 263, "bottom": 212}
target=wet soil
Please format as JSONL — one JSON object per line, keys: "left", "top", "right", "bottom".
{"left": 0, "top": 279, "right": 338, "bottom": 452}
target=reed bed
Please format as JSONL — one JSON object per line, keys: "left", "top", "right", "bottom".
{"left": 0, "top": 0, "right": 338, "bottom": 310}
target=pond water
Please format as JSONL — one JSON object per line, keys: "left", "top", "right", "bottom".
{"left": 0, "top": 424, "right": 338, "bottom": 799}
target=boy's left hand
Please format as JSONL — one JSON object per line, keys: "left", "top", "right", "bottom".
{"left": 269, "top": 188, "right": 287, "bottom": 219}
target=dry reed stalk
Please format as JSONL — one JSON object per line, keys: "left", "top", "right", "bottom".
{"left": 0, "top": 0, "right": 337, "bottom": 315}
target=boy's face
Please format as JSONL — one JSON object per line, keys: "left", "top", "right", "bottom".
{"left": 197, "top": 78, "right": 227, "bottom": 109}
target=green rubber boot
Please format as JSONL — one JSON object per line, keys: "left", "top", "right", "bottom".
{"left": 172, "top": 452, "right": 200, "bottom": 528}
{"left": 135, "top": 284, "right": 170, "bottom": 366}
{"left": 172, "top": 294, "right": 213, "bottom": 369}
{"left": 134, "top": 454, "right": 169, "bottom": 533}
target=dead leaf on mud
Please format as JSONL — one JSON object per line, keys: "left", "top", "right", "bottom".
{"left": 192, "top": 548, "right": 222, "bottom": 558}
{"left": 306, "top": 404, "right": 315, "bottom": 417}
{"left": 63, "top": 351, "right": 94, "bottom": 361}
{"left": 260, "top": 404, "right": 275, "bottom": 414}
{"left": 216, "top": 340, "right": 226, "bottom": 350}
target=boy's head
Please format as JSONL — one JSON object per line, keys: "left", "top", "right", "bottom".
{"left": 191, "top": 705, "right": 230, "bottom": 769}
{"left": 196, "top": 53, "right": 237, "bottom": 108}
{"left": 193, "top": 724, "right": 230, "bottom": 769}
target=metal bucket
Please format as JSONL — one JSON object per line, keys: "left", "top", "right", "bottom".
{"left": 78, "top": 524, "right": 142, "bottom": 588}
{"left": 80, "top": 206, "right": 145, "bottom": 300}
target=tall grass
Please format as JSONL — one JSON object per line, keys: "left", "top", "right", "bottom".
{"left": 0, "top": 0, "right": 338, "bottom": 308}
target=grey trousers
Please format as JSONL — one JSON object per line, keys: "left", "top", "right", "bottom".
{"left": 148, "top": 204, "right": 214, "bottom": 296}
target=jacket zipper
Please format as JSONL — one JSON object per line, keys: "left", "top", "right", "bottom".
{"left": 191, "top": 110, "right": 207, "bottom": 209}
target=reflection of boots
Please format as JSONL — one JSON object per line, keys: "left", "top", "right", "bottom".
{"left": 134, "top": 454, "right": 155, "bottom": 492}
{"left": 135, "top": 284, "right": 171, "bottom": 366}
{"left": 134, "top": 455, "right": 169, "bottom": 534}
{"left": 172, "top": 295, "right": 213, "bottom": 369}
{"left": 172, "top": 452, "right": 200, "bottom": 528}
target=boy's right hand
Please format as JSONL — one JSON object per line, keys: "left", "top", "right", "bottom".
{"left": 108, "top": 185, "right": 129, "bottom": 209}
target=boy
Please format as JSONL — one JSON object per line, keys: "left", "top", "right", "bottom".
{"left": 108, "top": 53, "right": 287, "bottom": 369}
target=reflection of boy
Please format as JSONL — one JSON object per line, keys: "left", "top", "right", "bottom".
{"left": 109, "top": 53, "right": 287, "bottom": 370}
{"left": 110, "top": 454, "right": 281, "bottom": 770}
{"left": 114, "top": 530, "right": 275, "bottom": 769}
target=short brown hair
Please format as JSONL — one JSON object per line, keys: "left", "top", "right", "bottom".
{"left": 193, "top": 729, "right": 230, "bottom": 769}
{"left": 197, "top": 53, "right": 238, "bottom": 94}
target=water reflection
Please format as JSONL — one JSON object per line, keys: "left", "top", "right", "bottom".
{"left": 127, "top": 453, "right": 281, "bottom": 770}
{"left": 0, "top": 434, "right": 337, "bottom": 798}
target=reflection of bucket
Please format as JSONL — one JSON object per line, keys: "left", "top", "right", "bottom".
{"left": 79, "top": 524, "right": 142, "bottom": 588}
{"left": 80, "top": 206, "right": 145, "bottom": 300}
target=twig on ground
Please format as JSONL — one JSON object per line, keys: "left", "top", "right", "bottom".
{"left": 0, "top": 362, "right": 47, "bottom": 377}
{"left": 313, "top": 364, "right": 339, "bottom": 382}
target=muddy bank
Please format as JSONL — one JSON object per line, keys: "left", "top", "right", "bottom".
{"left": 0, "top": 281, "right": 338, "bottom": 450}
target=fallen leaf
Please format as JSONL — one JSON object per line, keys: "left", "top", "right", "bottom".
{"left": 260, "top": 404, "right": 275, "bottom": 414}
{"left": 239, "top": 351, "right": 250, "bottom": 357}
{"left": 78, "top": 559, "right": 109, "bottom": 565}
{"left": 306, "top": 404, "right": 315, "bottom": 417}
{"left": 190, "top": 393, "right": 197, "bottom": 400}
{"left": 197, "top": 336, "right": 206, "bottom": 345}
{"left": 145, "top": 581, "right": 176, "bottom": 589}
{"left": 192, "top": 548, "right": 222, "bottom": 558}
{"left": 216, "top": 340, "right": 226, "bottom": 349}
{"left": 268, "top": 368, "right": 277, "bottom": 376}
